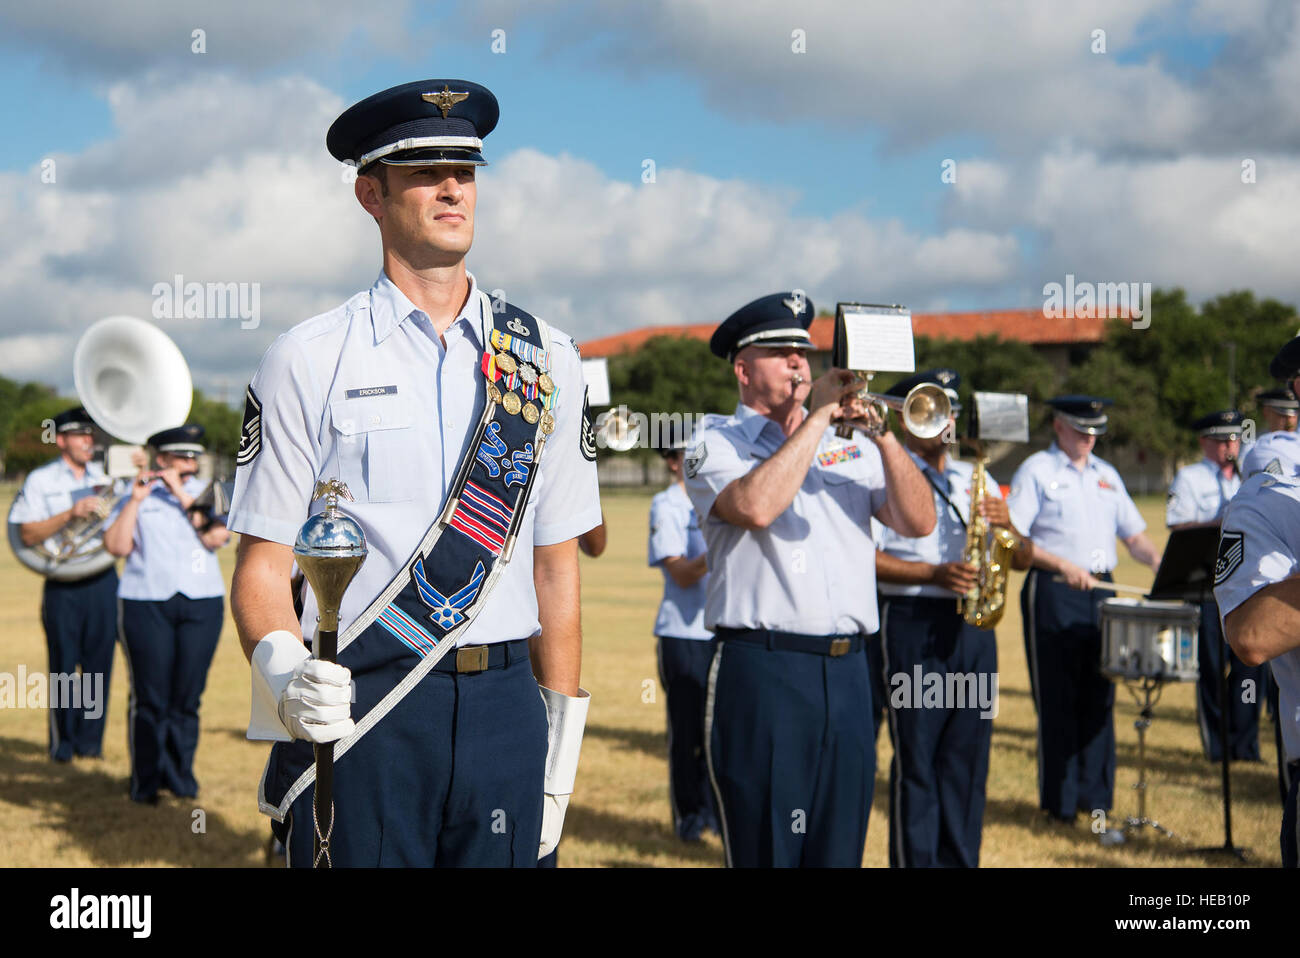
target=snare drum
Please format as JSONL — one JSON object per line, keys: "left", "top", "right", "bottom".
{"left": 1099, "top": 598, "right": 1199, "bottom": 683}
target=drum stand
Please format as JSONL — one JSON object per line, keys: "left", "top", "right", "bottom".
{"left": 1120, "top": 677, "right": 1176, "bottom": 840}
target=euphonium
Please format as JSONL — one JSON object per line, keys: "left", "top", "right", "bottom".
{"left": 960, "top": 456, "right": 1021, "bottom": 629}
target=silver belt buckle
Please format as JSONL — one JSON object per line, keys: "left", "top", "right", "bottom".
{"left": 456, "top": 645, "right": 490, "bottom": 673}
{"left": 828, "top": 638, "right": 851, "bottom": 657}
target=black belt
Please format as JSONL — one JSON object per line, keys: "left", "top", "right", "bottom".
{"left": 715, "top": 627, "right": 863, "bottom": 657}
{"left": 430, "top": 638, "right": 531, "bottom": 674}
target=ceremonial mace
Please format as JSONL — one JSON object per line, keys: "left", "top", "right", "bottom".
{"left": 293, "top": 479, "right": 367, "bottom": 869}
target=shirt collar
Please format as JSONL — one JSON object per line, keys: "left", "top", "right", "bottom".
{"left": 368, "top": 270, "right": 484, "bottom": 348}
{"left": 58, "top": 457, "right": 101, "bottom": 481}
{"left": 1048, "top": 441, "right": 1095, "bottom": 472}
{"left": 734, "top": 403, "right": 784, "bottom": 443}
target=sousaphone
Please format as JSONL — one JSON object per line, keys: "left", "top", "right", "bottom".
{"left": 8, "top": 316, "right": 193, "bottom": 580}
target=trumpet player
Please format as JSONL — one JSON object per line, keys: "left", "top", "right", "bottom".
{"left": 1167, "top": 410, "right": 1262, "bottom": 765}
{"left": 10, "top": 406, "right": 120, "bottom": 763}
{"left": 683, "top": 291, "right": 935, "bottom": 867}
{"left": 872, "top": 369, "right": 1031, "bottom": 867}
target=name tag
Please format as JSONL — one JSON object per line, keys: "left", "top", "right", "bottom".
{"left": 817, "top": 444, "right": 861, "bottom": 468}
{"left": 345, "top": 384, "right": 398, "bottom": 399}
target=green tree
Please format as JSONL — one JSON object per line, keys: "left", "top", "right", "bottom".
{"left": 605, "top": 335, "right": 737, "bottom": 459}
{"left": 187, "top": 388, "right": 243, "bottom": 460}
{"left": 6, "top": 394, "right": 80, "bottom": 477}
{"left": 1066, "top": 288, "right": 1300, "bottom": 466}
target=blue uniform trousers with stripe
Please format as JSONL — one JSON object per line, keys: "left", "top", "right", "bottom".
{"left": 1021, "top": 569, "right": 1116, "bottom": 820}
{"left": 1282, "top": 760, "right": 1300, "bottom": 868}
{"left": 119, "top": 594, "right": 223, "bottom": 800}
{"left": 1195, "top": 598, "right": 1263, "bottom": 762}
{"left": 866, "top": 628, "right": 887, "bottom": 744}
{"left": 274, "top": 642, "right": 548, "bottom": 867}
{"left": 657, "top": 634, "right": 720, "bottom": 841}
{"left": 41, "top": 568, "right": 118, "bottom": 761}
{"left": 706, "top": 628, "right": 874, "bottom": 867}
{"left": 880, "top": 595, "right": 995, "bottom": 867}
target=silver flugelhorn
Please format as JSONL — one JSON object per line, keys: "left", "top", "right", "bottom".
{"left": 851, "top": 382, "right": 952, "bottom": 440}
{"left": 8, "top": 316, "right": 194, "bottom": 581}
{"left": 596, "top": 406, "right": 641, "bottom": 452}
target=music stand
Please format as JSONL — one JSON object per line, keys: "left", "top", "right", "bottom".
{"left": 1148, "top": 522, "right": 1248, "bottom": 862}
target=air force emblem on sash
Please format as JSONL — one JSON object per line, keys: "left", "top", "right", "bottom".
{"left": 412, "top": 555, "right": 486, "bottom": 631}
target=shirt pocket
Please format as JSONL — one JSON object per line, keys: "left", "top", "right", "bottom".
{"left": 329, "top": 395, "right": 415, "bottom": 503}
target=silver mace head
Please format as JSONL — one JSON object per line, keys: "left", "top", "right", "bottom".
{"left": 293, "top": 479, "right": 368, "bottom": 632}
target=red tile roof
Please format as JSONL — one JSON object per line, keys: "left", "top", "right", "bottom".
{"left": 580, "top": 308, "right": 1132, "bottom": 358}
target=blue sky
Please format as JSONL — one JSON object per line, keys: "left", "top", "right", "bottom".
{"left": 0, "top": 1, "right": 1295, "bottom": 392}
{"left": 0, "top": 4, "right": 1233, "bottom": 226}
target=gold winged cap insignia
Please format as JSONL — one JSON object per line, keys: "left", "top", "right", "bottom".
{"left": 422, "top": 85, "right": 470, "bottom": 118}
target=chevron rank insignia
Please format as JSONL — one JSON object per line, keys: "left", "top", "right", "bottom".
{"left": 1213, "top": 531, "right": 1244, "bottom": 586}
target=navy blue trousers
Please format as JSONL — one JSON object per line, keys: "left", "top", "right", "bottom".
{"left": 1195, "top": 599, "right": 1263, "bottom": 762}
{"left": 120, "top": 594, "right": 223, "bottom": 800}
{"left": 866, "top": 628, "right": 887, "bottom": 744}
{"left": 657, "top": 634, "right": 720, "bottom": 840}
{"left": 1283, "top": 760, "right": 1300, "bottom": 868}
{"left": 41, "top": 568, "right": 118, "bottom": 761}
{"left": 880, "top": 595, "right": 995, "bottom": 868}
{"left": 1021, "top": 570, "right": 1115, "bottom": 820}
{"left": 276, "top": 646, "right": 548, "bottom": 867}
{"left": 706, "top": 630, "right": 874, "bottom": 867}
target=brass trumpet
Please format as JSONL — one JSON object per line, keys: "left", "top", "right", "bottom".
{"left": 840, "top": 380, "right": 952, "bottom": 440}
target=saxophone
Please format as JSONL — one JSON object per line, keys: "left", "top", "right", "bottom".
{"left": 960, "top": 457, "right": 1022, "bottom": 629}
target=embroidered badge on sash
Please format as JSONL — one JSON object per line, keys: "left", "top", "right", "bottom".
{"left": 817, "top": 444, "right": 861, "bottom": 468}
{"left": 236, "top": 385, "right": 262, "bottom": 467}
{"left": 1213, "top": 530, "right": 1244, "bottom": 586}
{"left": 412, "top": 555, "right": 487, "bottom": 631}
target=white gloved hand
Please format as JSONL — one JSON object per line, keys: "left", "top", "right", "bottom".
{"left": 248, "top": 630, "right": 354, "bottom": 743}
{"left": 540, "top": 794, "right": 570, "bottom": 858}
{"left": 279, "top": 658, "right": 355, "bottom": 743}
{"left": 538, "top": 685, "right": 590, "bottom": 858}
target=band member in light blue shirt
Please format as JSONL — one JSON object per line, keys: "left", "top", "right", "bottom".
{"left": 105, "top": 425, "right": 229, "bottom": 802}
{"left": 10, "top": 406, "right": 120, "bottom": 762}
{"left": 227, "top": 80, "right": 601, "bottom": 867}
{"left": 685, "top": 291, "right": 935, "bottom": 867}
{"left": 873, "top": 369, "right": 1032, "bottom": 867}
{"left": 1007, "top": 396, "right": 1159, "bottom": 832}
{"left": 648, "top": 424, "right": 716, "bottom": 842}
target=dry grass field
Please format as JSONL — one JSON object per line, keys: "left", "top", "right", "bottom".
{"left": 0, "top": 484, "right": 1284, "bottom": 867}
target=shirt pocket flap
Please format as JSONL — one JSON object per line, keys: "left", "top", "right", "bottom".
{"left": 329, "top": 395, "right": 412, "bottom": 436}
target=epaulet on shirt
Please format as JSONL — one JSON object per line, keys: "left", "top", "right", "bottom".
{"left": 285, "top": 292, "right": 369, "bottom": 343}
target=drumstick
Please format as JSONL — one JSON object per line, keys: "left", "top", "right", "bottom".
{"left": 1050, "top": 575, "right": 1149, "bottom": 595}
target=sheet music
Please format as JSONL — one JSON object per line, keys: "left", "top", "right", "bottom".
{"left": 841, "top": 308, "right": 914, "bottom": 372}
